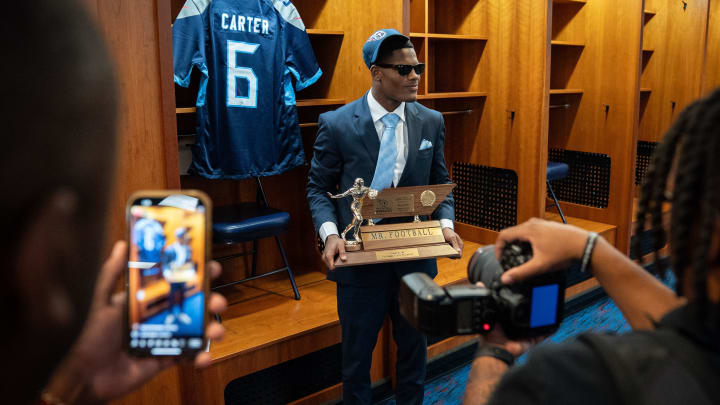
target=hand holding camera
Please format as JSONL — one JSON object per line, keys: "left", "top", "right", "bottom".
{"left": 399, "top": 238, "right": 567, "bottom": 341}
{"left": 494, "top": 218, "right": 589, "bottom": 284}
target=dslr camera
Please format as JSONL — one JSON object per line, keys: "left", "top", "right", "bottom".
{"left": 399, "top": 242, "right": 566, "bottom": 340}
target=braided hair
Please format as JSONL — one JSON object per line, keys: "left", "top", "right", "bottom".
{"left": 632, "top": 89, "right": 720, "bottom": 334}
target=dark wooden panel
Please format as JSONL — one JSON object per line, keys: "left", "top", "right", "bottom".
{"left": 83, "top": 0, "right": 178, "bottom": 253}
{"left": 703, "top": 0, "right": 720, "bottom": 94}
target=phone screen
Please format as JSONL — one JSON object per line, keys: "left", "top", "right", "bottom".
{"left": 127, "top": 194, "right": 207, "bottom": 356}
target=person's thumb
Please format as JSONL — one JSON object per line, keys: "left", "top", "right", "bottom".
{"left": 94, "top": 241, "right": 128, "bottom": 306}
{"left": 338, "top": 241, "right": 347, "bottom": 261}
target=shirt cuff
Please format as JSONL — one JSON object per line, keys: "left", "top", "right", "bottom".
{"left": 319, "top": 221, "right": 339, "bottom": 243}
{"left": 439, "top": 219, "right": 454, "bottom": 230}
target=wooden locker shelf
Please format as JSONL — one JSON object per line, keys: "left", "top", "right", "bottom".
{"left": 551, "top": 40, "right": 586, "bottom": 47}
{"left": 643, "top": 48, "right": 655, "bottom": 53}
{"left": 176, "top": 100, "right": 345, "bottom": 113}
{"left": 640, "top": 88, "right": 652, "bottom": 93}
{"left": 553, "top": 0, "right": 587, "bottom": 4}
{"left": 306, "top": 29, "right": 345, "bottom": 36}
{"left": 545, "top": 212, "right": 617, "bottom": 245}
{"left": 426, "top": 39, "right": 487, "bottom": 94}
{"left": 296, "top": 98, "right": 346, "bottom": 107}
{"left": 417, "top": 91, "right": 488, "bottom": 100}
{"left": 299, "top": 122, "right": 319, "bottom": 128}
{"left": 549, "top": 89, "right": 584, "bottom": 95}
{"left": 411, "top": 32, "right": 488, "bottom": 41}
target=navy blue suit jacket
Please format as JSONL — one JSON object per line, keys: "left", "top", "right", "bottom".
{"left": 306, "top": 93, "right": 454, "bottom": 286}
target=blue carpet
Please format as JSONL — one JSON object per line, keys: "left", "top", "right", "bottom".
{"left": 378, "top": 271, "right": 676, "bottom": 405}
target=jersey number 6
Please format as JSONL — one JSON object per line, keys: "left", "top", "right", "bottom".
{"left": 227, "top": 40, "right": 259, "bottom": 108}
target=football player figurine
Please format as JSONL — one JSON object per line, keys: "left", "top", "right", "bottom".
{"left": 328, "top": 178, "right": 378, "bottom": 245}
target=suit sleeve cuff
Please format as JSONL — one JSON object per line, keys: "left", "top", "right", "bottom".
{"left": 439, "top": 219, "right": 454, "bottom": 230}
{"left": 319, "top": 222, "right": 339, "bottom": 243}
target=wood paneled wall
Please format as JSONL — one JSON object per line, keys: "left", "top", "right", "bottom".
{"left": 484, "top": 0, "right": 550, "bottom": 229}
{"left": 703, "top": 0, "right": 720, "bottom": 94}
{"left": 640, "top": 0, "right": 709, "bottom": 142}
{"left": 548, "top": 0, "right": 644, "bottom": 253}
{"left": 83, "top": 0, "right": 180, "bottom": 251}
{"left": 424, "top": 0, "right": 551, "bottom": 245}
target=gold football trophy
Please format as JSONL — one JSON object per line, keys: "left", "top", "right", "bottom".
{"left": 328, "top": 178, "right": 461, "bottom": 267}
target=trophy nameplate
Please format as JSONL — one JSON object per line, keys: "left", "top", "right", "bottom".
{"left": 374, "top": 194, "right": 414, "bottom": 215}
{"left": 328, "top": 180, "right": 460, "bottom": 267}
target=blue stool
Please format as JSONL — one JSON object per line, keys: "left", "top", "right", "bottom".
{"left": 546, "top": 162, "right": 569, "bottom": 224}
{"left": 211, "top": 177, "right": 300, "bottom": 301}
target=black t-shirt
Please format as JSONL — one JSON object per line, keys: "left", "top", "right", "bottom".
{"left": 487, "top": 304, "right": 720, "bottom": 405}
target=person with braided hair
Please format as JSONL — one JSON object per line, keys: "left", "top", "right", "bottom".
{"left": 463, "top": 90, "right": 720, "bottom": 405}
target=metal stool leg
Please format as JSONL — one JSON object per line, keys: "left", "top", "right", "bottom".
{"left": 250, "top": 239, "right": 258, "bottom": 277}
{"left": 274, "top": 235, "right": 300, "bottom": 300}
{"left": 547, "top": 180, "right": 567, "bottom": 224}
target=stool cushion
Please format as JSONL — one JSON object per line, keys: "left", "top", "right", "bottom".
{"left": 547, "top": 161, "right": 569, "bottom": 181}
{"left": 213, "top": 203, "right": 290, "bottom": 244}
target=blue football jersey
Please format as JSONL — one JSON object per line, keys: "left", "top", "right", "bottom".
{"left": 173, "top": 0, "right": 321, "bottom": 179}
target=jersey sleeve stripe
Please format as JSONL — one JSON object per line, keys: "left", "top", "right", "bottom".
{"left": 295, "top": 68, "right": 322, "bottom": 91}
{"left": 177, "top": 0, "right": 211, "bottom": 19}
{"left": 273, "top": 0, "right": 306, "bottom": 31}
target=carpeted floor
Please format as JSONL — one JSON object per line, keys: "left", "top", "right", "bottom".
{"left": 377, "top": 271, "right": 676, "bottom": 405}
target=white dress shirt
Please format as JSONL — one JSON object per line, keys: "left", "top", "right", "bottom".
{"left": 319, "top": 91, "right": 454, "bottom": 243}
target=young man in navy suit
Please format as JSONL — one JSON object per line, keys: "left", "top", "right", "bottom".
{"left": 307, "top": 29, "right": 463, "bottom": 404}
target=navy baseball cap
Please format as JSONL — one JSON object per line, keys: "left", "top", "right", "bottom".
{"left": 362, "top": 28, "right": 409, "bottom": 69}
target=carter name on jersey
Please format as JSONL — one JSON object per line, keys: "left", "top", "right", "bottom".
{"left": 220, "top": 13, "right": 270, "bottom": 34}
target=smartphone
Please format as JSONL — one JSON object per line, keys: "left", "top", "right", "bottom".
{"left": 125, "top": 190, "right": 212, "bottom": 356}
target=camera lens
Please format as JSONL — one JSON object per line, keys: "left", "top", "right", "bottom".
{"left": 500, "top": 241, "right": 533, "bottom": 271}
{"left": 467, "top": 246, "right": 504, "bottom": 286}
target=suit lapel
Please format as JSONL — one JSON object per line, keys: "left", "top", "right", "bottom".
{"left": 399, "top": 102, "right": 422, "bottom": 186}
{"left": 353, "top": 92, "right": 380, "bottom": 164}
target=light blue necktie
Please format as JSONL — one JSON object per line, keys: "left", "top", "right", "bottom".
{"left": 370, "top": 113, "right": 400, "bottom": 191}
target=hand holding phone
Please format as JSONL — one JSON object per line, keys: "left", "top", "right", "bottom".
{"left": 43, "top": 242, "right": 227, "bottom": 403}
{"left": 126, "top": 191, "right": 213, "bottom": 357}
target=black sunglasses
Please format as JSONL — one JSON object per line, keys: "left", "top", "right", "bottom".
{"left": 374, "top": 63, "right": 425, "bottom": 76}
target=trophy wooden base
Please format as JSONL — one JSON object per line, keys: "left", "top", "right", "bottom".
{"left": 335, "top": 243, "right": 461, "bottom": 267}
{"left": 334, "top": 220, "right": 461, "bottom": 267}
